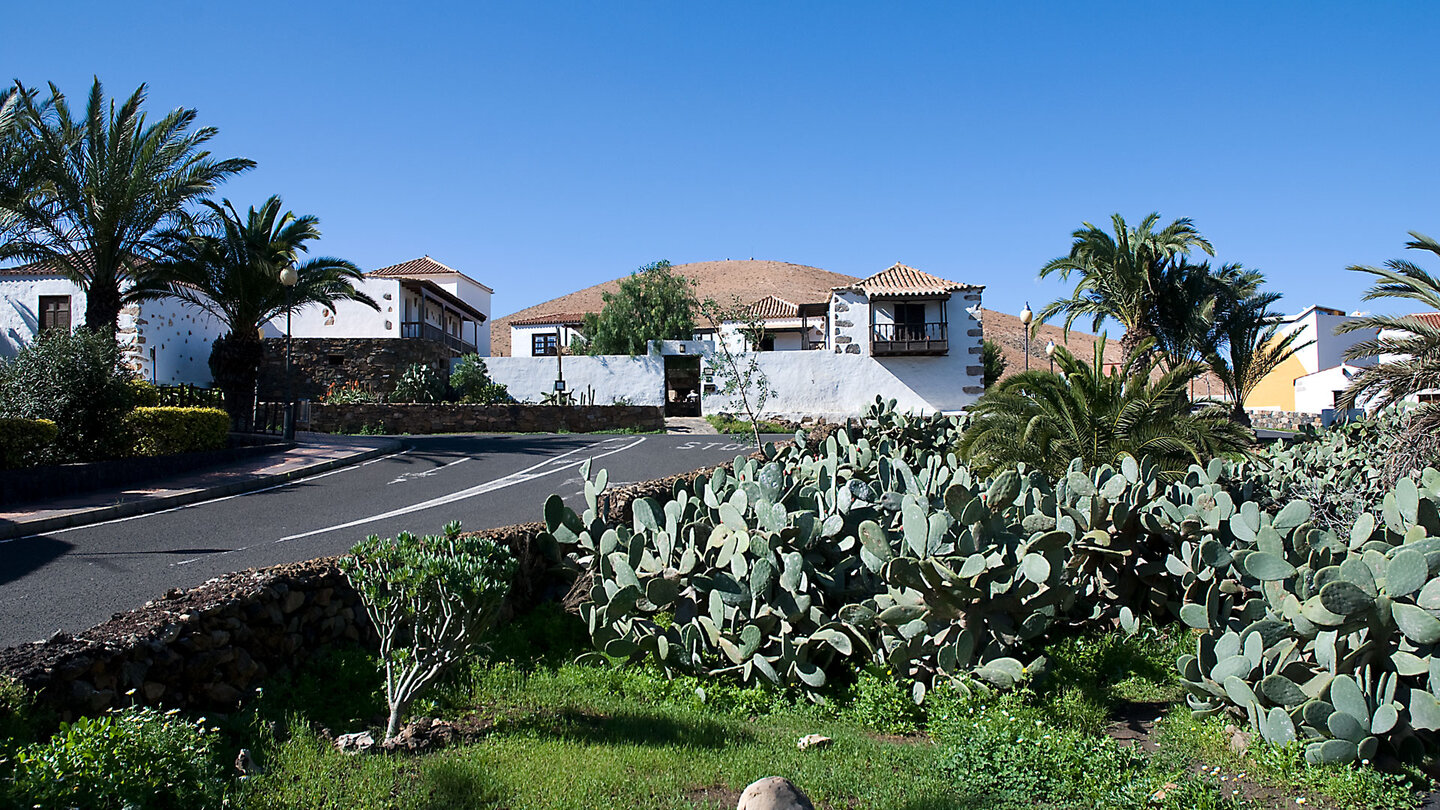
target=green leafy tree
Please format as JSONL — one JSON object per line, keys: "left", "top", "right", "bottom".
{"left": 1206, "top": 291, "right": 1312, "bottom": 426}
{"left": 340, "top": 522, "right": 516, "bottom": 742}
{"left": 580, "top": 260, "right": 697, "bottom": 355}
{"left": 981, "top": 339, "right": 1007, "bottom": 387}
{"left": 957, "top": 337, "right": 1251, "bottom": 479}
{"left": 1336, "top": 232, "right": 1440, "bottom": 412}
{"left": 1037, "top": 213, "right": 1214, "bottom": 361}
{"left": 391, "top": 362, "right": 447, "bottom": 403}
{"left": 7, "top": 79, "right": 253, "bottom": 336}
{"left": 145, "top": 196, "right": 375, "bottom": 426}
{"left": 0, "top": 327, "right": 136, "bottom": 461}
{"left": 450, "top": 354, "right": 513, "bottom": 403}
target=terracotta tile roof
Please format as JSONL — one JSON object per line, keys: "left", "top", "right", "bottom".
{"left": 835, "top": 262, "right": 982, "bottom": 297}
{"left": 491, "top": 260, "right": 859, "bottom": 356}
{"left": 368, "top": 255, "right": 494, "bottom": 292}
{"left": 511, "top": 311, "right": 588, "bottom": 327}
{"left": 1407, "top": 312, "right": 1440, "bottom": 329}
{"left": 744, "top": 295, "right": 801, "bottom": 319}
{"left": 0, "top": 252, "right": 112, "bottom": 277}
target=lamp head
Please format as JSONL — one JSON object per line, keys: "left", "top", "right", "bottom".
{"left": 1019, "top": 302, "right": 1033, "bottom": 326}
{"left": 1046, "top": 340, "right": 1056, "bottom": 356}
{"left": 279, "top": 266, "right": 299, "bottom": 287}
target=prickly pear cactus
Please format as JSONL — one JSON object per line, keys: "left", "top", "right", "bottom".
{"left": 1177, "top": 468, "right": 1440, "bottom": 765}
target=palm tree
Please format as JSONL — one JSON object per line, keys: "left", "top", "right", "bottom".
{"left": 1037, "top": 213, "right": 1214, "bottom": 361}
{"left": 1150, "top": 260, "right": 1265, "bottom": 368}
{"left": 1335, "top": 232, "right": 1440, "bottom": 411}
{"left": 957, "top": 337, "right": 1252, "bottom": 480}
{"left": 7, "top": 78, "right": 253, "bottom": 336}
{"left": 145, "top": 196, "right": 377, "bottom": 426}
{"left": 1206, "top": 291, "right": 1313, "bottom": 426}
{"left": 0, "top": 83, "right": 39, "bottom": 259}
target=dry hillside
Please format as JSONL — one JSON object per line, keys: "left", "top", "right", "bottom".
{"left": 491, "top": 260, "right": 860, "bottom": 356}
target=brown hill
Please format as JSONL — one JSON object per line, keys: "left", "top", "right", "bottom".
{"left": 491, "top": 260, "right": 861, "bottom": 356}
{"left": 981, "top": 309, "right": 1123, "bottom": 380}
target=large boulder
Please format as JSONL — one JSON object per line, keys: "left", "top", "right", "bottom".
{"left": 737, "top": 777, "right": 815, "bottom": 810}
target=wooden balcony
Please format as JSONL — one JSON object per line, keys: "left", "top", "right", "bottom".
{"left": 871, "top": 322, "right": 948, "bottom": 356}
{"left": 400, "top": 321, "right": 475, "bottom": 354}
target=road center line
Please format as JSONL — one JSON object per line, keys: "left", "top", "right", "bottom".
{"left": 276, "top": 437, "right": 645, "bottom": 542}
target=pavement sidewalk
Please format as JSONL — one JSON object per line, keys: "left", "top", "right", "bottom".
{"left": 0, "top": 432, "right": 402, "bottom": 540}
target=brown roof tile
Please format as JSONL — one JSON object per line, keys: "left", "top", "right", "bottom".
{"left": 745, "top": 295, "right": 802, "bottom": 319}
{"left": 369, "top": 256, "right": 493, "bottom": 292}
{"left": 836, "top": 263, "right": 982, "bottom": 297}
{"left": 490, "top": 260, "right": 859, "bottom": 356}
{"left": 511, "top": 311, "right": 588, "bottom": 327}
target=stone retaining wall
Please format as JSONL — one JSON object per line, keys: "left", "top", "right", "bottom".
{"left": 256, "top": 337, "right": 454, "bottom": 402}
{"left": 307, "top": 403, "right": 665, "bottom": 434}
{"left": 0, "top": 443, "right": 780, "bottom": 724}
{"left": 1249, "top": 410, "right": 1323, "bottom": 431}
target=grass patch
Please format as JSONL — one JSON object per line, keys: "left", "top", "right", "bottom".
{"left": 705, "top": 414, "right": 792, "bottom": 435}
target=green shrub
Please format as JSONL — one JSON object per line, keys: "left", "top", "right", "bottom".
{"left": 3, "top": 704, "right": 225, "bottom": 809}
{"left": 125, "top": 407, "right": 230, "bottom": 456}
{"left": 0, "top": 327, "right": 137, "bottom": 461}
{"left": 391, "top": 362, "right": 447, "bottom": 403}
{"left": 340, "top": 521, "right": 517, "bottom": 741}
{"left": 450, "top": 354, "right": 514, "bottom": 404}
{"left": 0, "top": 417, "right": 58, "bottom": 469}
{"left": 845, "top": 668, "right": 924, "bottom": 734}
{"left": 321, "top": 380, "right": 386, "bottom": 404}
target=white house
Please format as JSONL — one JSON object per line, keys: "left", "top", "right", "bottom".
{"left": 0, "top": 258, "right": 226, "bottom": 385}
{"left": 487, "top": 262, "right": 987, "bottom": 418}
{"left": 1245, "top": 305, "right": 1377, "bottom": 414}
{"left": 266, "top": 255, "right": 492, "bottom": 356}
{"left": 509, "top": 312, "right": 587, "bottom": 357}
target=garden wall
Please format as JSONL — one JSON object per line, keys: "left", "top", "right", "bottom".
{"left": 484, "top": 354, "right": 667, "bottom": 406}
{"left": 307, "top": 403, "right": 665, "bottom": 434}
{"left": 256, "top": 337, "right": 454, "bottom": 402}
{"left": 0, "top": 452, "right": 768, "bottom": 722}
{"left": 1248, "top": 410, "right": 1323, "bottom": 431}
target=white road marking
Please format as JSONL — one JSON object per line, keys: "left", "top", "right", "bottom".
{"left": 26, "top": 448, "right": 411, "bottom": 539}
{"left": 387, "top": 456, "right": 469, "bottom": 485}
{"left": 275, "top": 437, "right": 646, "bottom": 542}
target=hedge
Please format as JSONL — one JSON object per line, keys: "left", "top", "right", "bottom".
{"left": 125, "top": 407, "right": 231, "bottom": 457}
{"left": 0, "top": 418, "right": 59, "bottom": 469}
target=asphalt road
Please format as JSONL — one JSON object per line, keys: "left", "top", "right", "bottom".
{"left": 0, "top": 433, "right": 775, "bottom": 647}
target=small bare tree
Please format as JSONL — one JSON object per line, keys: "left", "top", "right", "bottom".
{"left": 700, "top": 296, "right": 777, "bottom": 448}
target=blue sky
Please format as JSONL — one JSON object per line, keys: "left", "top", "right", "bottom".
{"left": 9, "top": 1, "right": 1438, "bottom": 321}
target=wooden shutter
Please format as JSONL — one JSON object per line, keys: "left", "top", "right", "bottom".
{"left": 39, "top": 296, "right": 71, "bottom": 332}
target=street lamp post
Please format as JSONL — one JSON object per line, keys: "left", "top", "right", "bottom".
{"left": 1019, "top": 302, "right": 1033, "bottom": 371}
{"left": 279, "top": 264, "right": 299, "bottom": 441}
{"left": 1046, "top": 340, "right": 1056, "bottom": 373}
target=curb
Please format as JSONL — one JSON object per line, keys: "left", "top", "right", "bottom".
{"left": 0, "top": 439, "right": 404, "bottom": 541}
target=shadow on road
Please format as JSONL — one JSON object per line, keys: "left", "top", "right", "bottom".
{"left": 0, "top": 535, "right": 74, "bottom": 586}
{"left": 73, "top": 547, "right": 231, "bottom": 557}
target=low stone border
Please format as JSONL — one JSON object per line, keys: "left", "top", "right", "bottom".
{"left": 308, "top": 403, "right": 665, "bottom": 435}
{"left": 1249, "top": 410, "right": 1323, "bottom": 432}
{"left": 0, "top": 439, "right": 792, "bottom": 724}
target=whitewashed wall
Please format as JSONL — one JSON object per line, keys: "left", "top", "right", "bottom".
{"left": 511, "top": 322, "right": 585, "bottom": 358}
{"left": 126, "top": 297, "right": 227, "bottom": 385}
{"left": 268, "top": 277, "right": 396, "bottom": 339}
{"left": 2, "top": 275, "right": 224, "bottom": 385}
{"left": 428, "top": 277, "right": 492, "bottom": 355}
{"left": 483, "top": 354, "right": 666, "bottom": 405}
{"left": 1, "top": 276, "right": 87, "bottom": 359}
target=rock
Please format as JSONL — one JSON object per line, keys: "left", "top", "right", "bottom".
{"left": 736, "top": 777, "right": 814, "bottom": 810}
{"left": 335, "top": 731, "right": 375, "bottom": 753}
{"left": 1229, "top": 729, "right": 1251, "bottom": 756}
{"left": 142, "top": 681, "right": 166, "bottom": 702}
{"left": 235, "top": 748, "right": 260, "bottom": 776}
{"left": 281, "top": 591, "right": 306, "bottom": 614}
{"left": 796, "top": 734, "right": 832, "bottom": 751}
{"left": 204, "top": 682, "right": 243, "bottom": 705}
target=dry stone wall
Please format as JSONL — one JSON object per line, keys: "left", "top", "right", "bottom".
{"left": 307, "top": 403, "right": 664, "bottom": 434}
{"left": 256, "top": 337, "right": 454, "bottom": 402}
{"left": 1249, "top": 410, "right": 1324, "bottom": 431}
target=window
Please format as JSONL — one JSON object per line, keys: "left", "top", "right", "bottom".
{"left": 39, "top": 296, "right": 71, "bottom": 333}
{"left": 327, "top": 354, "right": 346, "bottom": 366}
{"left": 532, "top": 333, "right": 558, "bottom": 356}
{"left": 760, "top": 335, "right": 775, "bottom": 352}
{"left": 894, "top": 303, "right": 926, "bottom": 340}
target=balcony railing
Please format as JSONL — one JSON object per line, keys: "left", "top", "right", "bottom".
{"left": 871, "top": 322, "right": 948, "bottom": 356}
{"left": 400, "top": 321, "right": 475, "bottom": 354}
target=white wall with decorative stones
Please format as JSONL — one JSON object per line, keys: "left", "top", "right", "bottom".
{"left": 484, "top": 354, "right": 668, "bottom": 405}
